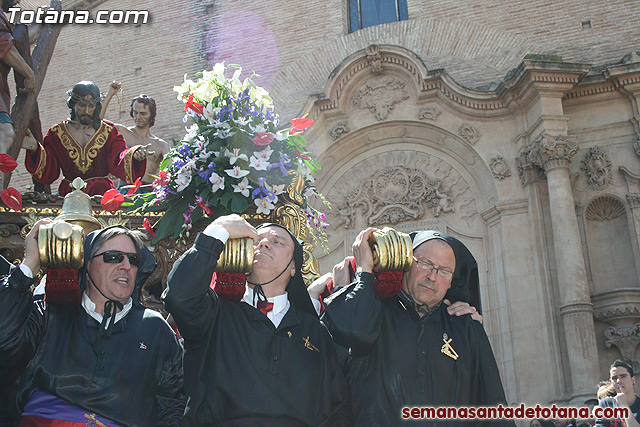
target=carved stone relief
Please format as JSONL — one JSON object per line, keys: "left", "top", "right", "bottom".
{"left": 627, "top": 193, "right": 640, "bottom": 209}
{"left": 418, "top": 106, "right": 441, "bottom": 121}
{"left": 365, "top": 44, "right": 384, "bottom": 75}
{"left": 584, "top": 195, "right": 626, "bottom": 221}
{"left": 581, "top": 146, "right": 612, "bottom": 191}
{"left": 329, "top": 121, "right": 350, "bottom": 141}
{"left": 459, "top": 123, "right": 481, "bottom": 145}
{"left": 489, "top": 156, "right": 511, "bottom": 180}
{"left": 518, "top": 133, "right": 579, "bottom": 175}
{"left": 353, "top": 77, "right": 410, "bottom": 121}
{"left": 604, "top": 323, "right": 640, "bottom": 373}
{"left": 331, "top": 151, "right": 477, "bottom": 230}
{"left": 516, "top": 149, "right": 543, "bottom": 186}
{"left": 634, "top": 139, "right": 640, "bottom": 157}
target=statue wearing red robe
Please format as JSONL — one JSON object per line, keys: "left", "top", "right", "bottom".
{"left": 25, "top": 120, "right": 146, "bottom": 196}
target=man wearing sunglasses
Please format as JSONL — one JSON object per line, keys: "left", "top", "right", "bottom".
{"left": 0, "top": 219, "right": 185, "bottom": 426}
{"left": 322, "top": 228, "right": 513, "bottom": 426}
{"left": 163, "top": 214, "right": 352, "bottom": 426}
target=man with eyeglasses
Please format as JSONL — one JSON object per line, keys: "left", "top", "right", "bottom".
{"left": 322, "top": 228, "right": 512, "bottom": 426}
{"left": 0, "top": 219, "right": 185, "bottom": 426}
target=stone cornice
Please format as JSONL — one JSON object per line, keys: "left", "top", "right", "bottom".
{"left": 480, "top": 199, "right": 529, "bottom": 226}
{"left": 315, "top": 49, "right": 594, "bottom": 119}
{"left": 313, "top": 48, "right": 640, "bottom": 122}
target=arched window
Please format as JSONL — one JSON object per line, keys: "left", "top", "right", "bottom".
{"left": 349, "top": 0, "right": 409, "bottom": 32}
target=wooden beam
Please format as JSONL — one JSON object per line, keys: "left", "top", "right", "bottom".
{"left": 3, "top": 0, "right": 62, "bottom": 189}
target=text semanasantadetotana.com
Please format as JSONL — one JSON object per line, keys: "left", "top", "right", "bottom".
{"left": 401, "top": 404, "right": 628, "bottom": 420}
{"left": 7, "top": 7, "right": 149, "bottom": 25}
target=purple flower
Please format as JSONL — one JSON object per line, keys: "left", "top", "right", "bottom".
{"left": 198, "top": 169, "right": 213, "bottom": 182}
{"left": 244, "top": 102, "right": 259, "bottom": 117}
{"left": 251, "top": 177, "right": 275, "bottom": 200}
{"left": 268, "top": 153, "right": 291, "bottom": 176}
{"left": 177, "top": 143, "right": 191, "bottom": 157}
{"left": 172, "top": 159, "right": 187, "bottom": 172}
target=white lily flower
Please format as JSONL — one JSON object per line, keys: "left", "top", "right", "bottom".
{"left": 214, "top": 129, "right": 235, "bottom": 139}
{"left": 209, "top": 172, "right": 225, "bottom": 192}
{"left": 203, "top": 103, "right": 215, "bottom": 123}
{"left": 184, "top": 123, "right": 199, "bottom": 141}
{"left": 234, "top": 117, "right": 251, "bottom": 126}
{"left": 175, "top": 172, "right": 192, "bottom": 192}
{"left": 255, "top": 196, "right": 276, "bottom": 215}
{"left": 274, "top": 130, "right": 289, "bottom": 141}
{"left": 249, "top": 123, "right": 267, "bottom": 134}
{"left": 253, "top": 147, "right": 273, "bottom": 161}
{"left": 224, "top": 166, "right": 250, "bottom": 179}
{"left": 270, "top": 183, "right": 285, "bottom": 196}
{"left": 232, "top": 177, "right": 252, "bottom": 197}
{"left": 249, "top": 156, "right": 269, "bottom": 171}
{"left": 224, "top": 148, "right": 248, "bottom": 165}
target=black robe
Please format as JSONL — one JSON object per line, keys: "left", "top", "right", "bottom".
{"left": 0, "top": 266, "right": 185, "bottom": 427}
{"left": 163, "top": 232, "right": 352, "bottom": 426}
{"left": 323, "top": 271, "right": 514, "bottom": 427}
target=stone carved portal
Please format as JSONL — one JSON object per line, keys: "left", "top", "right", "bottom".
{"left": 330, "top": 151, "right": 478, "bottom": 232}
{"left": 353, "top": 76, "right": 410, "bottom": 121}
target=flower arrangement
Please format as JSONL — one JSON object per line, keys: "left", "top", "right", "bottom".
{"left": 127, "top": 63, "right": 329, "bottom": 246}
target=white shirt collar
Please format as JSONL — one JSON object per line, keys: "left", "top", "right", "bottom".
{"left": 81, "top": 292, "right": 133, "bottom": 328}
{"left": 242, "top": 286, "right": 290, "bottom": 326}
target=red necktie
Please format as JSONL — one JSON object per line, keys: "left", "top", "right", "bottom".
{"left": 257, "top": 300, "right": 274, "bottom": 316}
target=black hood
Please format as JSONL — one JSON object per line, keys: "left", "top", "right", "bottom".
{"left": 0, "top": 254, "right": 12, "bottom": 276}
{"left": 256, "top": 223, "right": 317, "bottom": 318}
{"left": 79, "top": 225, "right": 156, "bottom": 307}
{"left": 409, "top": 230, "right": 477, "bottom": 304}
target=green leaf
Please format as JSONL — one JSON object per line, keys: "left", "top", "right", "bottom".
{"left": 287, "top": 134, "right": 307, "bottom": 151}
{"left": 150, "top": 196, "right": 192, "bottom": 243}
{"left": 230, "top": 194, "right": 250, "bottom": 213}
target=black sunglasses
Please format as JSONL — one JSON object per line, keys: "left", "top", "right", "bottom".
{"left": 92, "top": 250, "right": 140, "bottom": 267}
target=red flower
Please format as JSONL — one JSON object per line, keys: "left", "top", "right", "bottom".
{"left": 0, "top": 154, "right": 18, "bottom": 173}
{"left": 185, "top": 93, "right": 204, "bottom": 115}
{"left": 290, "top": 117, "right": 314, "bottom": 130}
{"left": 253, "top": 132, "right": 274, "bottom": 146}
{"left": 143, "top": 217, "right": 155, "bottom": 237}
{"left": 195, "top": 199, "right": 214, "bottom": 215}
{"left": 126, "top": 178, "right": 142, "bottom": 195}
{"left": 101, "top": 189, "right": 124, "bottom": 212}
{"left": 152, "top": 171, "right": 170, "bottom": 189}
{"left": 1, "top": 187, "right": 21, "bottom": 210}
{"left": 295, "top": 151, "right": 311, "bottom": 160}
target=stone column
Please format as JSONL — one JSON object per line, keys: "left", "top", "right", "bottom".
{"left": 527, "top": 133, "right": 600, "bottom": 403}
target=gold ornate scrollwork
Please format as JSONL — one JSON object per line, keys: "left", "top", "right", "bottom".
{"left": 287, "top": 173, "right": 305, "bottom": 206}
{"left": 271, "top": 202, "right": 308, "bottom": 242}
{"left": 301, "top": 243, "right": 320, "bottom": 287}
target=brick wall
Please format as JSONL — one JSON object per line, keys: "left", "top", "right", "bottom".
{"left": 7, "top": 0, "right": 640, "bottom": 191}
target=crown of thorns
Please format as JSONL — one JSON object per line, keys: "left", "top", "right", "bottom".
{"left": 66, "top": 89, "right": 104, "bottom": 105}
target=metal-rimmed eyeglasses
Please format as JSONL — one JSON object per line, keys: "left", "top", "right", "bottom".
{"left": 413, "top": 257, "right": 454, "bottom": 280}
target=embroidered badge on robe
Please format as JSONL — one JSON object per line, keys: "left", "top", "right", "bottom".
{"left": 84, "top": 413, "right": 107, "bottom": 427}
{"left": 441, "top": 332, "right": 459, "bottom": 360}
{"left": 302, "top": 336, "right": 319, "bottom": 352}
